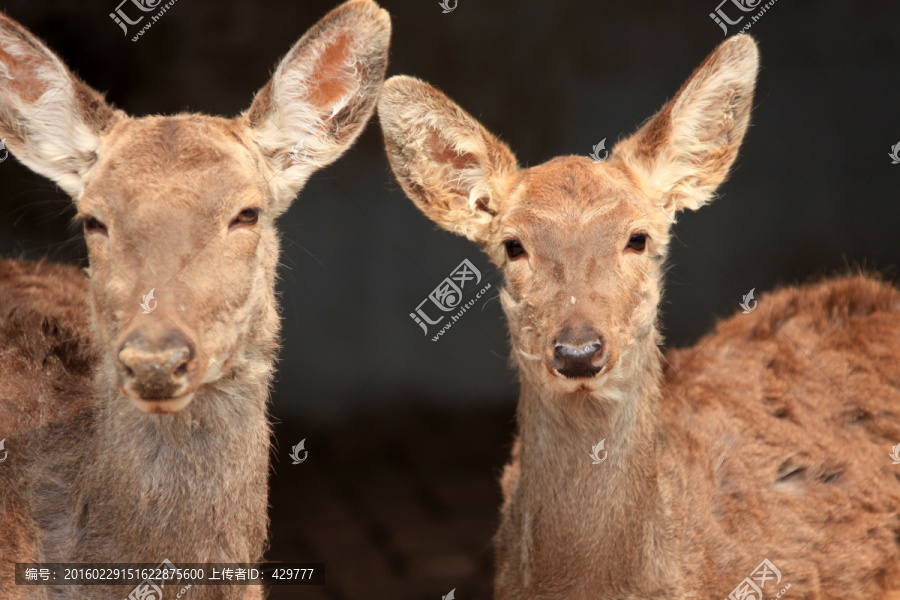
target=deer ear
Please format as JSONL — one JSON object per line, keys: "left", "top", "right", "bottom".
{"left": 0, "top": 13, "right": 120, "bottom": 198}
{"left": 246, "top": 0, "right": 390, "bottom": 211}
{"left": 613, "top": 35, "right": 759, "bottom": 218}
{"left": 378, "top": 75, "right": 518, "bottom": 244}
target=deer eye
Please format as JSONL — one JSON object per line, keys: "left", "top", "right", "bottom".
{"left": 504, "top": 239, "right": 526, "bottom": 260}
{"left": 82, "top": 216, "right": 108, "bottom": 235}
{"left": 626, "top": 233, "right": 647, "bottom": 252}
{"left": 230, "top": 207, "right": 260, "bottom": 229}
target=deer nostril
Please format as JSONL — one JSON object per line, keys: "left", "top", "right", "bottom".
{"left": 553, "top": 345, "right": 568, "bottom": 372}
{"left": 553, "top": 339, "right": 606, "bottom": 379}
{"left": 173, "top": 361, "right": 188, "bottom": 378}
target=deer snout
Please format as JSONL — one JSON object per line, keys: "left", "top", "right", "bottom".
{"left": 552, "top": 326, "right": 606, "bottom": 379}
{"left": 117, "top": 329, "right": 198, "bottom": 410}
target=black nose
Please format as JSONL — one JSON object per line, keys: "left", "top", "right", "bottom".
{"left": 117, "top": 329, "right": 196, "bottom": 400}
{"left": 553, "top": 327, "right": 605, "bottom": 378}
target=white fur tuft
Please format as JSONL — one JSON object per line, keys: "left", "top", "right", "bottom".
{"left": 0, "top": 25, "right": 111, "bottom": 197}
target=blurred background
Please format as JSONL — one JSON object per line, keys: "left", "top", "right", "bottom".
{"left": 0, "top": 0, "right": 898, "bottom": 597}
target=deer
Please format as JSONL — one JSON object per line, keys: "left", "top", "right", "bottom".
{"left": 0, "top": 1, "right": 390, "bottom": 598}
{"left": 379, "top": 35, "right": 900, "bottom": 599}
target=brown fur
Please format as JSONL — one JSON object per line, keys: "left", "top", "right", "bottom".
{"left": 0, "top": 2, "right": 391, "bottom": 598}
{"left": 379, "top": 35, "right": 900, "bottom": 599}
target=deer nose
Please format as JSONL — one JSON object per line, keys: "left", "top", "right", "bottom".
{"left": 117, "top": 330, "right": 196, "bottom": 400}
{"left": 553, "top": 327, "right": 606, "bottom": 379}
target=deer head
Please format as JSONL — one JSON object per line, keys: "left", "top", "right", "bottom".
{"left": 0, "top": 0, "right": 391, "bottom": 413}
{"left": 379, "top": 36, "right": 758, "bottom": 400}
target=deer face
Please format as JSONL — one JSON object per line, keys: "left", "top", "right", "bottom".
{"left": 0, "top": 0, "right": 391, "bottom": 413}
{"left": 380, "top": 35, "right": 758, "bottom": 397}
{"left": 79, "top": 118, "right": 277, "bottom": 411}
{"left": 491, "top": 157, "right": 670, "bottom": 392}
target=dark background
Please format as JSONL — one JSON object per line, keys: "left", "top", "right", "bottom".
{"left": 1, "top": 0, "right": 898, "bottom": 598}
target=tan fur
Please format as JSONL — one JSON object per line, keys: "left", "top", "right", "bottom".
{"left": 0, "top": 2, "right": 390, "bottom": 598}
{"left": 379, "top": 35, "right": 900, "bottom": 599}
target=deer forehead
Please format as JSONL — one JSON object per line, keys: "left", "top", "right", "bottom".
{"left": 502, "top": 157, "right": 653, "bottom": 243}
{"left": 82, "top": 116, "right": 265, "bottom": 214}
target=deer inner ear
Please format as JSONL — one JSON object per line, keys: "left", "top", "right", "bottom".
{"left": 475, "top": 197, "right": 497, "bottom": 217}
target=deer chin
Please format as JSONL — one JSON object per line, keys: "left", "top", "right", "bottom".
{"left": 556, "top": 375, "right": 607, "bottom": 396}
{"left": 536, "top": 370, "right": 597, "bottom": 397}
{"left": 558, "top": 366, "right": 633, "bottom": 402}
{"left": 129, "top": 393, "right": 195, "bottom": 414}
{"left": 542, "top": 351, "right": 615, "bottom": 393}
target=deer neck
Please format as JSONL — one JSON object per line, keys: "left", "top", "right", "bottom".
{"left": 69, "top": 287, "right": 279, "bottom": 565}
{"left": 505, "top": 326, "right": 674, "bottom": 595}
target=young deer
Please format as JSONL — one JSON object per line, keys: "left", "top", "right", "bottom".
{"left": 380, "top": 36, "right": 900, "bottom": 599}
{"left": 0, "top": 1, "right": 389, "bottom": 598}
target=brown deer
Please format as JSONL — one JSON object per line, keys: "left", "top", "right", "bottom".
{"left": 0, "top": 1, "right": 390, "bottom": 598}
{"left": 379, "top": 36, "right": 900, "bottom": 599}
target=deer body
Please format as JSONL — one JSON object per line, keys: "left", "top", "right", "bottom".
{"left": 496, "top": 275, "right": 900, "bottom": 599}
{"left": 0, "top": 2, "right": 391, "bottom": 598}
{"left": 379, "top": 35, "right": 900, "bottom": 599}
